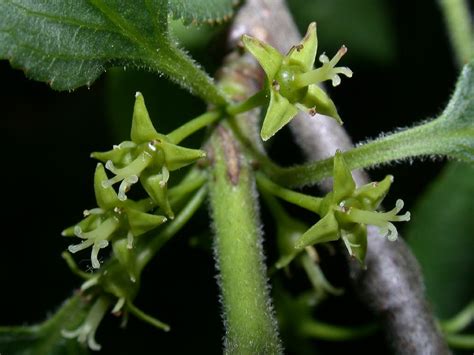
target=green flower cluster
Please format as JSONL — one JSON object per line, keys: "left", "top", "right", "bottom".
{"left": 62, "top": 93, "right": 205, "bottom": 269}
{"left": 242, "top": 22, "right": 352, "bottom": 141}
{"left": 295, "top": 152, "right": 410, "bottom": 263}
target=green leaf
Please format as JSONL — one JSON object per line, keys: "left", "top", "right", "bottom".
{"left": 275, "top": 60, "right": 474, "bottom": 187}
{"left": 406, "top": 162, "right": 474, "bottom": 319}
{"left": 169, "top": 0, "right": 238, "bottom": 25}
{"left": 0, "top": 0, "right": 226, "bottom": 105}
{"left": 0, "top": 295, "right": 89, "bottom": 355}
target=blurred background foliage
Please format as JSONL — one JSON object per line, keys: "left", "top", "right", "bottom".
{"left": 1, "top": 0, "right": 472, "bottom": 353}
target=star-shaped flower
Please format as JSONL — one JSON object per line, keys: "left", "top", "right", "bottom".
{"left": 91, "top": 92, "right": 206, "bottom": 218}
{"left": 62, "top": 163, "right": 167, "bottom": 269}
{"left": 242, "top": 22, "right": 352, "bottom": 141}
{"left": 62, "top": 253, "right": 169, "bottom": 351}
{"left": 294, "top": 152, "right": 410, "bottom": 263}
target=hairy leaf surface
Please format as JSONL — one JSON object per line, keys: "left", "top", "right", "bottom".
{"left": 0, "top": 295, "right": 89, "bottom": 355}
{"left": 0, "top": 0, "right": 225, "bottom": 104}
{"left": 169, "top": 0, "right": 238, "bottom": 24}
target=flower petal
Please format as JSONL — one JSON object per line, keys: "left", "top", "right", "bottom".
{"left": 341, "top": 224, "right": 367, "bottom": 264}
{"left": 288, "top": 22, "right": 317, "bottom": 71}
{"left": 302, "top": 85, "right": 342, "bottom": 124}
{"left": 294, "top": 211, "right": 340, "bottom": 249}
{"left": 156, "top": 139, "right": 206, "bottom": 171}
{"left": 261, "top": 89, "right": 298, "bottom": 141}
{"left": 131, "top": 92, "right": 162, "bottom": 143}
{"left": 333, "top": 152, "right": 356, "bottom": 202}
{"left": 94, "top": 163, "right": 119, "bottom": 210}
{"left": 140, "top": 172, "right": 174, "bottom": 219}
{"left": 354, "top": 175, "right": 394, "bottom": 210}
{"left": 126, "top": 208, "right": 167, "bottom": 237}
{"left": 242, "top": 35, "right": 283, "bottom": 79}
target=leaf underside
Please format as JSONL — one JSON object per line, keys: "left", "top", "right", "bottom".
{"left": 169, "top": 0, "right": 238, "bottom": 24}
{"left": 0, "top": 0, "right": 167, "bottom": 90}
{"left": 0, "top": 295, "right": 89, "bottom": 355}
{"left": 0, "top": 0, "right": 225, "bottom": 104}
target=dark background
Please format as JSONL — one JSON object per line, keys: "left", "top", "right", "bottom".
{"left": 0, "top": 0, "right": 468, "bottom": 354}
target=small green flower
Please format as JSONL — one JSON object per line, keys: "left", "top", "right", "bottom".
{"left": 295, "top": 152, "right": 410, "bottom": 263}
{"left": 92, "top": 92, "right": 206, "bottom": 216}
{"left": 62, "top": 254, "right": 169, "bottom": 351}
{"left": 242, "top": 22, "right": 352, "bottom": 140}
{"left": 62, "top": 296, "right": 110, "bottom": 351}
{"left": 62, "top": 163, "right": 167, "bottom": 269}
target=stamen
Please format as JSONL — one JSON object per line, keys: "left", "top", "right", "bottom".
{"left": 62, "top": 297, "right": 110, "bottom": 351}
{"left": 104, "top": 152, "right": 152, "bottom": 190}
{"left": 118, "top": 175, "right": 139, "bottom": 201}
{"left": 68, "top": 239, "right": 94, "bottom": 253}
{"left": 91, "top": 240, "right": 109, "bottom": 269}
{"left": 340, "top": 199, "right": 410, "bottom": 242}
{"left": 330, "top": 45, "right": 347, "bottom": 67}
{"left": 83, "top": 208, "right": 103, "bottom": 217}
{"left": 319, "top": 53, "right": 329, "bottom": 63}
{"left": 159, "top": 165, "right": 170, "bottom": 188}
{"left": 127, "top": 230, "right": 134, "bottom": 249}
{"left": 331, "top": 74, "right": 341, "bottom": 87}
{"left": 74, "top": 226, "right": 84, "bottom": 238}
{"left": 111, "top": 297, "right": 126, "bottom": 314}
{"left": 80, "top": 277, "right": 99, "bottom": 291}
{"left": 335, "top": 67, "right": 353, "bottom": 78}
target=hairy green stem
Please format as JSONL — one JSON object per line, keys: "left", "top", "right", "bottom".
{"left": 90, "top": 0, "right": 227, "bottom": 106}
{"left": 439, "top": 0, "right": 473, "bottom": 67}
{"left": 226, "top": 90, "right": 267, "bottom": 116}
{"left": 167, "top": 111, "right": 222, "bottom": 144}
{"left": 274, "top": 114, "right": 472, "bottom": 187}
{"left": 256, "top": 173, "right": 322, "bottom": 212}
{"left": 208, "top": 123, "right": 282, "bottom": 354}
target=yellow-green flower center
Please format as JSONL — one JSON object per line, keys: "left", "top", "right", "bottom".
{"left": 274, "top": 64, "right": 308, "bottom": 103}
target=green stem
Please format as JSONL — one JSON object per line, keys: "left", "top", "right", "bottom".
{"left": 126, "top": 300, "right": 170, "bottom": 332}
{"left": 167, "top": 111, "right": 222, "bottom": 144}
{"left": 168, "top": 170, "right": 207, "bottom": 204}
{"left": 299, "top": 319, "right": 378, "bottom": 341}
{"left": 256, "top": 173, "right": 322, "bottom": 212}
{"left": 226, "top": 90, "right": 267, "bottom": 116}
{"left": 273, "top": 116, "right": 468, "bottom": 187}
{"left": 137, "top": 186, "right": 207, "bottom": 270}
{"left": 445, "top": 333, "right": 474, "bottom": 349}
{"left": 299, "top": 253, "right": 343, "bottom": 297}
{"left": 439, "top": 0, "right": 473, "bottom": 67}
{"left": 90, "top": 0, "right": 227, "bottom": 106}
{"left": 227, "top": 116, "right": 282, "bottom": 176}
{"left": 441, "top": 300, "right": 474, "bottom": 334}
{"left": 208, "top": 123, "right": 282, "bottom": 354}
